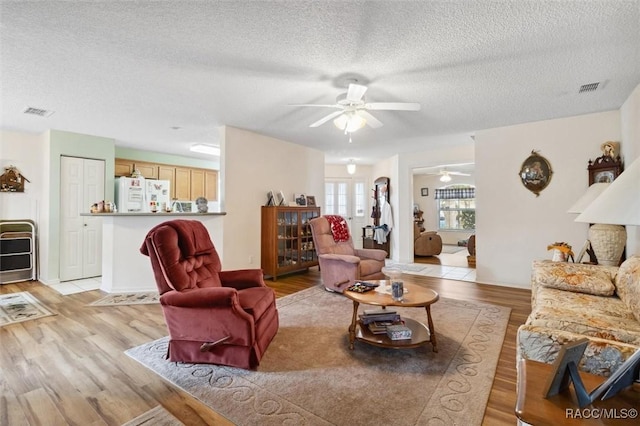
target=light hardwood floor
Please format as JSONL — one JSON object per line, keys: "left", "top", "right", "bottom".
{"left": 0, "top": 269, "right": 530, "bottom": 425}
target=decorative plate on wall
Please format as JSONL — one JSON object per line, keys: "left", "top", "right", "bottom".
{"left": 519, "top": 150, "right": 553, "bottom": 197}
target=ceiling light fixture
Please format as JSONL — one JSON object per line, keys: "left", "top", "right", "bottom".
{"left": 440, "top": 172, "right": 452, "bottom": 182}
{"left": 190, "top": 144, "right": 220, "bottom": 156}
{"left": 333, "top": 112, "right": 366, "bottom": 134}
{"left": 347, "top": 160, "right": 356, "bottom": 175}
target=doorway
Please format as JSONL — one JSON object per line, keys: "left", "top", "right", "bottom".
{"left": 324, "top": 178, "right": 367, "bottom": 248}
{"left": 412, "top": 163, "right": 475, "bottom": 268}
{"left": 59, "top": 156, "right": 105, "bottom": 281}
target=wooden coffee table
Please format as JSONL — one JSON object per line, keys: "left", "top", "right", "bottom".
{"left": 344, "top": 280, "right": 439, "bottom": 352}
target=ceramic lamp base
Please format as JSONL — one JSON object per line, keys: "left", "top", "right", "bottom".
{"left": 588, "top": 223, "right": 626, "bottom": 266}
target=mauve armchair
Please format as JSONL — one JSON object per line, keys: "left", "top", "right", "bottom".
{"left": 140, "top": 219, "right": 279, "bottom": 369}
{"left": 309, "top": 216, "right": 387, "bottom": 293}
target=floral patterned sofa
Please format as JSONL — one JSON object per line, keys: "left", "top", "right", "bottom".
{"left": 517, "top": 255, "right": 640, "bottom": 377}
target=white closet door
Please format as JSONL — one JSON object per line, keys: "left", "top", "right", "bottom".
{"left": 82, "top": 159, "right": 104, "bottom": 277}
{"left": 60, "top": 156, "right": 104, "bottom": 281}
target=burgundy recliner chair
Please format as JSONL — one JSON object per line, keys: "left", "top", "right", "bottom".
{"left": 140, "top": 219, "right": 279, "bottom": 369}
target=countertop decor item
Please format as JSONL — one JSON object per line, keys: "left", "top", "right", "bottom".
{"left": 519, "top": 150, "right": 553, "bottom": 196}
{"left": 195, "top": 196, "right": 208, "bottom": 213}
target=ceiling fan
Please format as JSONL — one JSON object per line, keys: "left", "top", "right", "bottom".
{"left": 427, "top": 169, "right": 471, "bottom": 182}
{"left": 289, "top": 83, "right": 421, "bottom": 133}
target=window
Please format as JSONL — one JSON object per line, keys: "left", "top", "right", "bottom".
{"left": 324, "top": 181, "right": 348, "bottom": 215}
{"left": 354, "top": 181, "right": 365, "bottom": 217}
{"left": 435, "top": 185, "right": 475, "bottom": 231}
{"left": 324, "top": 179, "right": 366, "bottom": 218}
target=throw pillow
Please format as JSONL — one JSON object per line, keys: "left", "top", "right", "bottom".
{"left": 614, "top": 255, "right": 640, "bottom": 322}
{"left": 533, "top": 262, "right": 615, "bottom": 296}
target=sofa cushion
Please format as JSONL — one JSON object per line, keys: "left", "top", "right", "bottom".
{"left": 533, "top": 261, "right": 615, "bottom": 296}
{"left": 614, "top": 255, "right": 640, "bottom": 322}
{"left": 527, "top": 306, "right": 640, "bottom": 345}
{"left": 533, "top": 286, "right": 634, "bottom": 320}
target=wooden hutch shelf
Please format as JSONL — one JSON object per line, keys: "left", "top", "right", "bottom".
{"left": 261, "top": 206, "right": 320, "bottom": 280}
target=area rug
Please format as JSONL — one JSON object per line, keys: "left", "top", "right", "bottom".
{"left": 0, "top": 291, "right": 56, "bottom": 326}
{"left": 89, "top": 291, "right": 159, "bottom": 306}
{"left": 122, "top": 405, "right": 183, "bottom": 426}
{"left": 126, "top": 285, "right": 510, "bottom": 426}
{"left": 440, "top": 245, "right": 466, "bottom": 254}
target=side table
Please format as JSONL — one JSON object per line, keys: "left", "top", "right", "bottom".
{"left": 515, "top": 359, "right": 640, "bottom": 425}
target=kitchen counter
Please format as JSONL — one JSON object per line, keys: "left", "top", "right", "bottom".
{"left": 82, "top": 212, "right": 226, "bottom": 216}
{"left": 86, "top": 212, "right": 226, "bottom": 293}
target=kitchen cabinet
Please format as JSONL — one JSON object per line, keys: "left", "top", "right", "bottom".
{"left": 135, "top": 162, "right": 158, "bottom": 179}
{"left": 114, "top": 159, "right": 157, "bottom": 179}
{"left": 115, "top": 158, "right": 218, "bottom": 201}
{"left": 174, "top": 167, "right": 191, "bottom": 200}
{"left": 114, "top": 159, "right": 134, "bottom": 177}
{"left": 190, "top": 169, "right": 205, "bottom": 200}
{"left": 205, "top": 170, "right": 218, "bottom": 201}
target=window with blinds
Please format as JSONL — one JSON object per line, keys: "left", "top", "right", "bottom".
{"left": 436, "top": 185, "right": 476, "bottom": 231}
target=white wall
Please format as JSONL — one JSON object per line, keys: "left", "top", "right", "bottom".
{"left": 620, "top": 84, "right": 640, "bottom": 255}
{"left": 0, "top": 130, "right": 45, "bottom": 220}
{"left": 220, "top": 126, "right": 325, "bottom": 270}
{"left": 475, "top": 111, "right": 621, "bottom": 288}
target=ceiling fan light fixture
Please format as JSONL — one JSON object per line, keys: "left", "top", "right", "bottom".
{"left": 333, "top": 113, "right": 366, "bottom": 133}
{"left": 190, "top": 144, "right": 220, "bottom": 156}
{"left": 440, "top": 173, "right": 452, "bottom": 182}
{"left": 347, "top": 160, "right": 356, "bottom": 175}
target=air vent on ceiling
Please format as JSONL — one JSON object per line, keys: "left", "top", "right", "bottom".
{"left": 23, "top": 106, "right": 54, "bottom": 117}
{"left": 578, "top": 82, "right": 600, "bottom": 93}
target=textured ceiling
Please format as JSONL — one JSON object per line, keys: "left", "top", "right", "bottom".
{"left": 1, "top": 1, "right": 639, "bottom": 165}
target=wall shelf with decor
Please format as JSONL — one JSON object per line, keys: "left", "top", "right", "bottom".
{"left": 261, "top": 206, "right": 320, "bottom": 280}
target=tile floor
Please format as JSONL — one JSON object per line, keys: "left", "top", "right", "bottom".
{"left": 385, "top": 261, "right": 476, "bottom": 282}
{"left": 49, "top": 277, "right": 102, "bottom": 295}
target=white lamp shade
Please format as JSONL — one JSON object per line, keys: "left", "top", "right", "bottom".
{"left": 334, "top": 113, "right": 366, "bottom": 133}
{"left": 567, "top": 182, "right": 610, "bottom": 214}
{"left": 576, "top": 156, "right": 640, "bottom": 226}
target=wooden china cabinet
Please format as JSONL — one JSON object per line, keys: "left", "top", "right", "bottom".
{"left": 261, "top": 206, "right": 320, "bottom": 280}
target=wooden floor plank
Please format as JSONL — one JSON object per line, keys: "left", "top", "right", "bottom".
{"left": 0, "top": 268, "right": 530, "bottom": 425}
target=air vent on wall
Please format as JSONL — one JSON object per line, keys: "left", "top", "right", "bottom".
{"left": 23, "top": 106, "right": 54, "bottom": 117}
{"left": 578, "top": 82, "right": 600, "bottom": 93}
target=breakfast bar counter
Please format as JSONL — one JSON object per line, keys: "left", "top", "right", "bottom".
{"left": 82, "top": 212, "right": 226, "bottom": 293}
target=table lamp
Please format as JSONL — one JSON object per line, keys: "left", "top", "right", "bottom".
{"left": 567, "top": 182, "right": 610, "bottom": 263}
{"left": 575, "top": 157, "right": 640, "bottom": 266}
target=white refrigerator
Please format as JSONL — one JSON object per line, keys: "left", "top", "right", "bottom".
{"left": 116, "top": 176, "right": 146, "bottom": 212}
{"left": 145, "top": 179, "right": 171, "bottom": 212}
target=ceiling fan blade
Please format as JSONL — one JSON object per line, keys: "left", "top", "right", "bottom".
{"left": 357, "top": 110, "right": 383, "bottom": 129}
{"left": 287, "top": 104, "right": 342, "bottom": 108}
{"left": 346, "top": 84, "right": 368, "bottom": 102}
{"left": 365, "top": 102, "right": 421, "bottom": 111}
{"left": 309, "top": 110, "right": 345, "bottom": 127}
{"left": 449, "top": 172, "right": 471, "bottom": 176}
